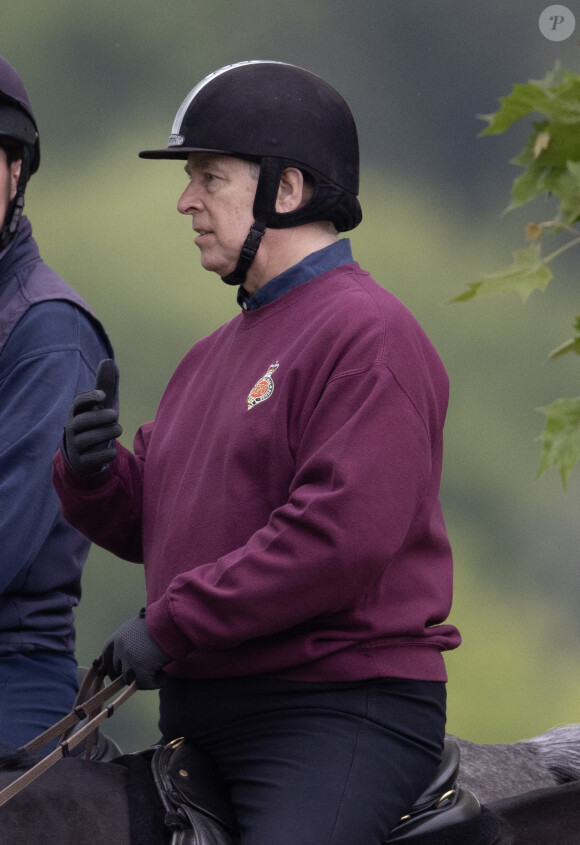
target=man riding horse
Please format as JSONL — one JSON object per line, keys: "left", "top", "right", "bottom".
{"left": 52, "top": 60, "right": 461, "bottom": 844}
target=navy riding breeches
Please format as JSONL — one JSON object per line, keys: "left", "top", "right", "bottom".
{"left": 159, "top": 675, "right": 446, "bottom": 845}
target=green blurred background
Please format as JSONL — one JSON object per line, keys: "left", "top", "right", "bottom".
{"left": 3, "top": 0, "right": 580, "bottom": 751}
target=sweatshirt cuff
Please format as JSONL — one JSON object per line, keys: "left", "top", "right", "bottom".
{"left": 52, "top": 441, "right": 117, "bottom": 492}
{"left": 147, "top": 593, "right": 192, "bottom": 660}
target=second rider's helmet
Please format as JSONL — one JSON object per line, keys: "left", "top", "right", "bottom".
{"left": 139, "top": 61, "right": 362, "bottom": 284}
{"left": 0, "top": 57, "right": 40, "bottom": 250}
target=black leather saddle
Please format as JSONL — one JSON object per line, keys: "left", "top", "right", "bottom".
{"left": 151, "top": 738, "right": 240, "bottom": 845}
{"left": 386, "top": 738, "right": 482, "bottom": 842}
{"left": 148, "top": 736, "right": 483, "bottom": 845}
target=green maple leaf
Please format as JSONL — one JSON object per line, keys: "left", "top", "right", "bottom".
{"left": 536, "top": 397, "right": 580, "bottom": 488}
{"left": 460, "top": 64, "right": 580, "bottom": 489}
{"left": 451, "top": 243, "right": 552, "bottom": 303}
{"left": 478, "top": 64, "right": 580, "bottom": 218}
{"left": 478, "top": 83, "right": 552, "bottom": 136}
{"left": 478, "top": 63, "right": 571, "bottom": 138}
{"left": 508, "top": 159, "right": 564, "bottom": 210}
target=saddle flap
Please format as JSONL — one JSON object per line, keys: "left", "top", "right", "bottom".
{"left": 152, "top": 739, "right": 238, "bottom": 835}
{"left": 407, "top": 738, "right": 460, "bottom": 814}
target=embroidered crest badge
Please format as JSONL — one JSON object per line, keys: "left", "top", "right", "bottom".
{"left": 247, "top": 362, "right": 279, "bottom": 410}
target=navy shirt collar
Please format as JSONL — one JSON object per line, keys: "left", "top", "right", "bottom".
{"left": 237, "top": 239, "right": 353, "bottom": 311}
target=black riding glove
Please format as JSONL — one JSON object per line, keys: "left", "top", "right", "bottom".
{"left": 102, "top": 610, "right": 171, "bottom": 690}
{"left": 63, "top": 358, "right": 122, "bottom": 476}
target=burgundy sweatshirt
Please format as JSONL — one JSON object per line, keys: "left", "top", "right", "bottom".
{"left": 53, "top": 261, "right": 460, "bottom": 682}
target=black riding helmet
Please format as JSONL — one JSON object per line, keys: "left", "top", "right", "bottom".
{"left": 0, "top": 57, "right": 40, "bottom": 250}
{"left": 139, "top": 61, "right": 362, "bottom": 285}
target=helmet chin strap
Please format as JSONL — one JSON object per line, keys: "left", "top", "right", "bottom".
{"left": 220, "top": 218, "right": 267, "bottom": 287}
{"left": 220, "top": 156, "right": 362, "bottom": 287}
{"left": 0, "top": 146, "right": 29, "bottom": 252}
{"left": 220, "top": 157, "right": 285, "bottom": 287}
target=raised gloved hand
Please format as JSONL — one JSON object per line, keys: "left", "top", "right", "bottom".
{"left": 63, "top": 358, "right": 122, "bottom": 476}
{"left": 102, "top": 610, "right": 171, "bottom": 690}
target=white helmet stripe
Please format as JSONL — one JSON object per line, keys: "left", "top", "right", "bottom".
{"left": 169, "top": 60, "right": 295, "bottom": 141}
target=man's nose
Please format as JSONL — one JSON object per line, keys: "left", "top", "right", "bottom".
{"left": 177, "top": 182, "right": 203, "bottom": 215}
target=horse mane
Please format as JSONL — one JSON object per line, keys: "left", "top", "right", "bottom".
{"left": 522, "top": 724, "right": 580, "bottom": 784}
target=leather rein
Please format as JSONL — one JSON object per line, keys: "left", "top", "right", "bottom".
{"left": 0, "top": 657, "right": 136, "bottom": 807}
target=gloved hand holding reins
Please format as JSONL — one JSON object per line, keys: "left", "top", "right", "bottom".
{"left": 63, "top": 358, "right": 122, "bottom": 476}
{"left": 102, "top": 610, "right": 171, "bottom": 690}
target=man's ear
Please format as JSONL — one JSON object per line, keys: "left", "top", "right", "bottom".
{"left": 275, "top": 167, "right": 306, "bottom": 214}
{"left": 9, "top": 159, "right": 22, "bottom": 202}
